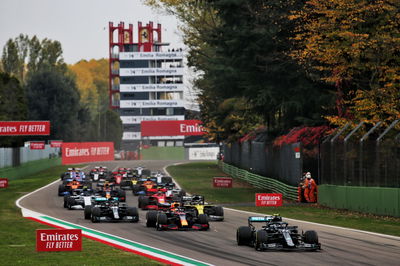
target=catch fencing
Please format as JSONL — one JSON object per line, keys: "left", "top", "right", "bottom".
{"left": 223, "top": 141, "right": 302, "bottom": 186}
{"left": 0, "top": 145, "right": 60, "bottom": 168}
{"left": 320, "top": 133, "right": 400, "bottom": 188}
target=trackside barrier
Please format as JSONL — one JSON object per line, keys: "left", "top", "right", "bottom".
{"left": 219, "top": 161, "right": 298, "bottom": 201}
{"left": 319, "top": 184, "right": 400, "bottom": 217}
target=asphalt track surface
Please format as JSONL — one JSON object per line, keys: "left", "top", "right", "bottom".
{"left": 20, "top": 160, "right": 400, "bottom": 266}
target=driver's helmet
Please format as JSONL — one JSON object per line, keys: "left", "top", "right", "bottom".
{"left": 173, "top": 202, "right": 180, "bottom": 208}
{"left": 272, "top": 214, "right": 282, "bottom": 222}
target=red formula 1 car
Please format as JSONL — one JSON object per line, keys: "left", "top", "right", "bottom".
{"left": 146, "top": 204, "right": 209, "bottom": 231}
{"left": 138, "top": 191, "right": 174, "bottom": 210}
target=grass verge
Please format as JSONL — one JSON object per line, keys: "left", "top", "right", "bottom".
{"left": 167, "top": 162, "right": 400, "bottom": 237}
{"left": 0, "top": 165, "right": 161, "bottom": 266}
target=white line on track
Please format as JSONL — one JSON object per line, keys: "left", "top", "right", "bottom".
{"left": 164, "top": 162, "right": 400, "bottom": 241}
{"left": 16, "top": 165, "right": 89, "bottom": 210}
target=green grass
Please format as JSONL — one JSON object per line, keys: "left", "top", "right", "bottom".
{"left": 167, "top": 162, "right": 400, "bottom": 237}
{"left": 141, "top": 147, "right": 185, "bottom": 160}
{"left": 0, "top": 165, "right": 161, "bottom": 266}
{"left": 167, "top": 162, "right": 260, "bottom": 204}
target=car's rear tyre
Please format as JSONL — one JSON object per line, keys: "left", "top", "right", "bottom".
{"left": 198, "top": 214, "right": 208, "bottom": 224}
{"left": 132, "top": 185, "right": 139, "bottom": 195}
{"left": 127, "top": 207, "right": 139, "bottom": 222}
{"left": 161, "top": 176, "right": 173, "bottom": 183}
{"left": 304, "top": 230, "right": 318, "bottom": 244}
{"left": 237, "top": 226, "right": 252, "bottom": 246}
{"left": 91, "top": 207, "right": 101, "bottom": 217}
{"left": 157, "top": 212, "right": 168, "bottom": 231}
{"left": 67, "top": 197, "right": 75, "bottom": 210}
{"left": 179, "top": 189, "right": 186, "bottom": 197}
{"left": 146, "top": 211, "right": 158, "bottom": 227}
{"left": 157, "top": 212, "right": 168, "bottom": 224}
{"left": 255, "top": 230, "right": 268, "bottom": 250}
{"left": 58, "top": 184, "right": 65, "bottom": 195}
{"left": 84, "top": 205, "right": 92, "bottom": 220}
{"left": 63, "top": 195, "right": 68, "bottom": 208}
{"left": 139, "top": 196, "right": 149, "bottom": 209}
{"left": 214, "top": 206, "right": 224, "bottom": 217}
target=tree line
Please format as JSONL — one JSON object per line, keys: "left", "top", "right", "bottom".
{"left": 0, "top": 34, "right": 122, "bottom": 147}
{"left": 145, "top": 0, "right": 400, "bottom": 142}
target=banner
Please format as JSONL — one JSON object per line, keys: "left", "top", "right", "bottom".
{"left": 30, "top": 141, "right": 45, "bottom": 150}
{"left": 188, "top": 147, "right": 220, "bottom": 160}
{"left": 0, "top": 121, "right": 50, "bottom": 135}
{"left": 62, "top": 142, "right": 114, "bottom": 165}
{"left": 36, "top": 229, "right": 82, "bottom": 252}
{"left": 50, "top": 140, "right": 63, "bottom": 148}
{"left": 255, "top": 193, "right": 283, "bottom": 207}
{"left": 141, "top": 120, "right": 205, "bottom": 137}
{"left": 213, "top": 177, "right": 232, "bottom": 188}
{"left": 0, "top": 178, "right": 8, "bottom": 188}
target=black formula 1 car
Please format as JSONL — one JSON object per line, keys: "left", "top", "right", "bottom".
{"left": 181, "top": 195, "right": 224, "bottom": 221}
{"left": 146, "top": 206, "right": 209, "bottom": 231}
{"left": 236, "top": 215, "right": 321, "bottom": 251}
{"left": 63, "top": 188, "right": 93, "bottom": 209}
{"left": 85, "top": 197, "right": 139, "bottom": 223}
{"left": 95, "top": 182, "right": 126, "bottom": 202}
{"left": 88, "top": 166, "right": 110, "bottom": 182}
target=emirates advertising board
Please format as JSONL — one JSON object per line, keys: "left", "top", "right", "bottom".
{"left": 62, "top": 142, "right": 114, "bottom": 165}
{"left": 0, "top": 178, "right": 8, "bottom": 188}
{"left": 141, "top": 120, "right": 205, "bottom": 137}
{"left": 213, "top": 177, "right": 233, "bottom": 188}
{"left": 0, "top": 121, "right": 50, "bottom": 135}
{"left": 36, "top": 229, "right": 82, "bottom": 252}
{"left": 255, "top": 193, "right": 283, "bottom": 207}
{"left": 30, "top": 141, "right": 45, "bottom": 150}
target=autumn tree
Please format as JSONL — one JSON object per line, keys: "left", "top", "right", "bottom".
{"left": 146, "top": 0, "right": 333, "bottom": 142}
{"left": 290, "top": 0, "right": 400, "bottom": 127}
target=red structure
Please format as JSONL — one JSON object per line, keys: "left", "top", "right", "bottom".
{"left": 108, "top": 21, "right": 163, "bottom": 109}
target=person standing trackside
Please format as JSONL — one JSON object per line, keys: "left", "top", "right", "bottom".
{"left": 303, "top": 172, "right": 317, "bottom": 203}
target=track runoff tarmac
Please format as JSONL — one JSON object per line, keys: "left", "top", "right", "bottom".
{"left": 19, "top": 160, "right": 400, "bottom": 266}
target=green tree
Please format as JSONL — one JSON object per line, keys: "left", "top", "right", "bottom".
{"left": 146, "top": 0, "right": 333, "bottom": 142}
{"left": 1, "top": 35, "right": 66, "bottom": 83}
{"left": 0, "top": 72, "right": 28, "bottom": 146}
{"left": 25, "top": 70, "right": 81, "bottom": 141}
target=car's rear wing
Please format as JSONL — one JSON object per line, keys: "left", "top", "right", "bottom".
{"left": 248, "top": 216, "right": 273, "bottom": 225}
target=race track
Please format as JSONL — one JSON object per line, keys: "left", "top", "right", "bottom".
{"left": 19, "top": 160, "right": 400, "bottom": 266}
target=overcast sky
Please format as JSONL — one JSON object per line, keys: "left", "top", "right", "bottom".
{"left": 0, "top": 0, "right": 183, "bottom": 64}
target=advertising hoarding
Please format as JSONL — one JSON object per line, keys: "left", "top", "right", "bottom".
{"left": 213, "top": 177, "right": 233, "bottom": 188}
{"left": 62, "top": 142, "right": 114, "bottom": 165}
{"left": 255, "top": 193, "right": 283, "bottom": 207}
{"left": 36, "top": 229, "right": 82, "bottom": 252}
{"left": 30, "top": 141, "right": 45, "bottom": 150}
{"left": 0, "top": 121, "right": 50, "bottom": 136}
{"left": 141, "top": 120, "right": 205, "bottom": 137}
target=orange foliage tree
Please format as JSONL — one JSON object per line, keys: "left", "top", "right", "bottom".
{"left": 69, "top": 59, "right": 108, "bottom": 119}
{"left": 290, "top": 0, "right": 400, "bottom": 127}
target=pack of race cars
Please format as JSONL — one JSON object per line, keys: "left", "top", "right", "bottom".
{"left": 57, "top": 166, "right": 321, "bottom": 250}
